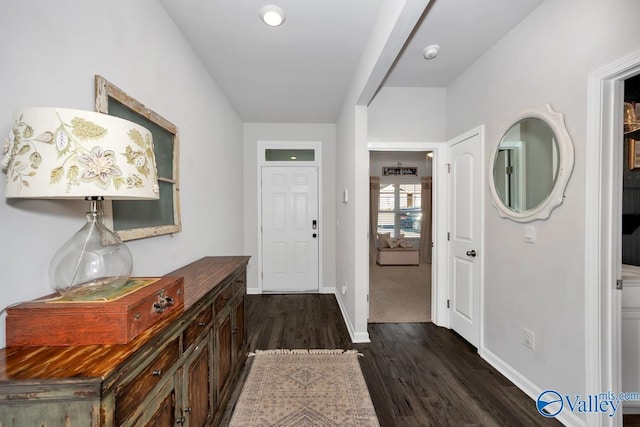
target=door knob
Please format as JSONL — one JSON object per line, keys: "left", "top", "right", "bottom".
{"left": 466, "top": 249, "right": 477, "bottom": 257}
{"left": 312, "top": 233, "right": 317, "bottom": 238}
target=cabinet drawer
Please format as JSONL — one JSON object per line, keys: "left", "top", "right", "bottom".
{"left": 233, "top": 272, "right": 245, "bottom": 295}
{"left": 183, "top": 303, "right": 212, "bottom": 350}
{"left": 214, "top": 284, "right": 234, "bottom": 313}
{"left": 115, "top": 338, "right": 180, "bottom": 424}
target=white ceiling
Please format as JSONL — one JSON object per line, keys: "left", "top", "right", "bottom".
{"left": 160, "top": 0, "right": 544, "bottom": 123}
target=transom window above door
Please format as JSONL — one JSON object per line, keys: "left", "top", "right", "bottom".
{"left": 265, "top": 149, "right": 315, "bottom": 161}
{"left": 377, "top": 183, "right": 422, "bottom": 238}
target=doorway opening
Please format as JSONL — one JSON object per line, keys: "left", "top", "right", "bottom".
{"left": 368, "top": 150, "right": 433, "bottom": 323}
{"left": 619, "top": 73, "right": 640, "bottom": 421}
{"left": 585, "top": 49, "right": 640, "bottom": 427}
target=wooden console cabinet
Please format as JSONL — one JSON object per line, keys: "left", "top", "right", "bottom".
{"left": 0, "top": 256, "right": 250, "bottom": 426}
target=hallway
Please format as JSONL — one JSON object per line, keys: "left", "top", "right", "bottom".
{"left": 222, "top": 294, "right": 560, "bottom": 426}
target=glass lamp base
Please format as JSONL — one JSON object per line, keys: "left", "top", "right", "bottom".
{"left": 49, "top": 199, "right": 132, "bottom": 298}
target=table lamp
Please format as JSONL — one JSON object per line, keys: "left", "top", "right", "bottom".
{"left": 2, "top": 107, "right": 159, "bottom": 299}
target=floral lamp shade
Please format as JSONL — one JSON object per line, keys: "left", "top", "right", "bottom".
{"left": 2, "top": 107, "right": 160, "bottom": 298}
{"left": 2, "top": 107, "right": 159, "bottom": 200}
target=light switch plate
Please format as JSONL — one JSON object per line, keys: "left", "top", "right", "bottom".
{"left": 524, "top": 224, "right": 536, "bottom": 243}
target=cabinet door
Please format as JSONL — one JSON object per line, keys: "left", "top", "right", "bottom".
{"left": 233, "top": 295, "right": 246, "bottom": 365}
{"left": 127, "top": 375, "right": 177, "bottom": 427}
{"left": 143, "top": 389, "right": 175, "bottom": 427}
{"left": 184, "top": 335, "right": 212, "bottom": 427}
{"left": 215, "top": 311, "right": 232, "bottom": 406}
{"left": 115, "top": 339, "right": 180, "bottom": 425}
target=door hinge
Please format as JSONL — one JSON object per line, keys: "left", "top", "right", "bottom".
{"left": 367, "top": 294, "right": 369, "bottom": 302}
{"left": 617, "top": 279, "right": 623, "bottom": 290}
{"left": 447, "top": 299, "right": 450, "bottom": 308}
{"left": 446, "top": 163, "right": 451, "bottom": 173}
{"left": 447, "top": 232, "right": 450, "bottom": 241}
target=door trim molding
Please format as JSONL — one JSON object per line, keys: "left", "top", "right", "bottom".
{"left": 585, "top": 49, "right": 640, "bottom": 427}
{"left": 257, "top": 141, "right": 323, "bottom": 294}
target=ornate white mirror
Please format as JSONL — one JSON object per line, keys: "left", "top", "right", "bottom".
{"left": 489, "top": 104, "right": 574, "bottom": 222}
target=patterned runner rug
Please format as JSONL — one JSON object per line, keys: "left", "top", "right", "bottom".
{"left": 230, "top": 349, "right": 380, "bottom": 426}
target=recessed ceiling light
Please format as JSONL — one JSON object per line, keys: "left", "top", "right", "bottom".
{"left": 260, "top": 5, "right": 286, "bottom": 27}
{"left": 422, "top": 44, "right": 440, "bottom": 60}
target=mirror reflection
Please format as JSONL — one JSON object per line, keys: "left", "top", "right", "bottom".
{"left": 493, "top": 118, "right": 558, "bottom": 212}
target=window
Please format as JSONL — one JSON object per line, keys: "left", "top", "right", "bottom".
{"left": 265, "top": 149, "right": 315, "bottom": 161}
{"left": 95, "top": 75, "right": 181, "bottom": 241}
{"left": 378, "top": 182, "right": 422, "bottom": 238}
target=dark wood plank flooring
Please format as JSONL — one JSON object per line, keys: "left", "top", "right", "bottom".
{"left": 221, "top": 294, "right": 561, "bottom": 426}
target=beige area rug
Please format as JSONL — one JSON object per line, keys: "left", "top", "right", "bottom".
{"left": 229, "top": 349, "right": 380, "bottom": 427}
{"left": 369, "top": 263, "right": 431, "bottom": 323}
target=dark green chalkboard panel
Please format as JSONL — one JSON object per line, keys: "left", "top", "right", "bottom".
{"left": 107, "top": 98, "right": 176, "bottom": 232}
{"left": 107, "top": 99, "right": 174, "bottom": 179}
{"left": 113, "top": 181, "right": 175, "bottom": 230}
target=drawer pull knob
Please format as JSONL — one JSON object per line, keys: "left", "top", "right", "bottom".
{"left": 232, "top": 327, "right": 239, "bottom": 335}
{"left": 152, "top": 369, "right": 162, "bottom": 376}
{"left": 184, "top": 407, "right": 192, "bottom": 413}
{"left": 198, "top": 322, "right": 207, "bottom": 327}
{"left": 177, "top": 416, "right": 186, "bottom": 424}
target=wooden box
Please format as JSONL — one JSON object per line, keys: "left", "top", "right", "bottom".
{"left": 5, "top": 276, "right": 184, "bottom": 347}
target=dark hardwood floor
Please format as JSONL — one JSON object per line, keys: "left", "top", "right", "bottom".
{"left": 221, "top": 294, "right": 561, "bottom": 426}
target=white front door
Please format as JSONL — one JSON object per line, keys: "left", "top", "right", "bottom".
{"left": 448, "top": 129, "right": 483, "bottom": 347}
{"left": 262, "top": 166, "right": 319, "bottom": 292}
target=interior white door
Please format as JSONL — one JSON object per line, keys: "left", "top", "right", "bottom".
{"left": 262, "top": 166, "right": 319, "bottom": 292}
{"left": 448, "top": 131, "right": 482, "bottom": 347}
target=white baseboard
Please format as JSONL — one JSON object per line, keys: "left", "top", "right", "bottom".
{"left": 334, "top": 291, "right": 370, "bottom": 343}
{"left": 624, "top": 403, "right": 640, "bottom": 414}
{"left": 246, "top": 286, "right": 335, "bottom": 295}
{"left": 480, "top": 347, "right": 585, "bottom": 427}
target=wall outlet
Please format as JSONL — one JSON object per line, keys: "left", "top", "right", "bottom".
{"left": 341, "top": 281, "right": 347, "bottom": 295}
{"left": 524, "top": 328, "right": 535, "bottom": 350}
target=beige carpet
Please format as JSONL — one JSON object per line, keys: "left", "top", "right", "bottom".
{"left": 369, "top": 263, "right": 431, "bottom": 323}
{"left": 230, "top": 349, "right": 380, "bottom": 427}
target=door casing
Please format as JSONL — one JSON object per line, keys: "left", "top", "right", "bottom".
{"left": 585, "top": 49, "right": 640, "bottom": 427}
{"left": 257, "top": 141, "right": 323, "bottom": 294}
{"left": 367, "top": 142, "right": 449, "bottom": 326}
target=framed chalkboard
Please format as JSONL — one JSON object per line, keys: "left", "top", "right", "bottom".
{"left": 95, "top": 75, "right": 181, "bottom": 241}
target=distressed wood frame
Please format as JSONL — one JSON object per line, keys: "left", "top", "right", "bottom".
{"left": 95, "top": 75, "right": 181, "bottom": 241}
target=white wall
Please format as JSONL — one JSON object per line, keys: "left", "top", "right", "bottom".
{"left": 0, "top": 0, "right": 243, "bottom": 347}
{"left": 446, "top": 0, "right": 640, "bottom": 420}
{"left": 368, "top": 87, "right": 446, "bottom": 142}
{"left": 335, "top": 0, "right": 429, "bottom": 342}
{"left": 242, "top": 123, "right": 336, "bottom": 292}
{"left": 370, "top": 151, "right": 431, "bottom": 179}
